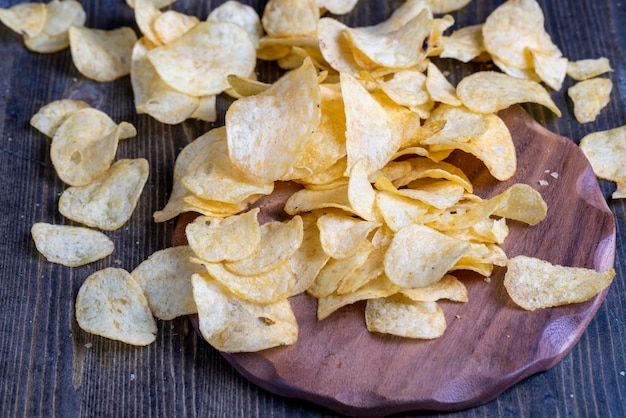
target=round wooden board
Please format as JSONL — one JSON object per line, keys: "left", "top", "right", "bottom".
{"left": 176, "top": 106, "right": 615, "bottom": 416}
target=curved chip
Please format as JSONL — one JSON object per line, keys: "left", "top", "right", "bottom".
{"left": 207, "top": 1, "right": 263, "bottom": 47}
{"left": 0, "top": 2, "right": 47, "bottom": 38}
{"left": 365, "top": 296, "right": 446, "bottom": 339}
{"left": 567, "top": 78, "right": 612, "bottom": 124}
{"left": 30, "top": 99, "right": 91, "bottom": 138}
{"left": 317, "top": 213, "right": 379, "bottom": 259}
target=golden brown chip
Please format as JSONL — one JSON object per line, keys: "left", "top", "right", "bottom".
{"left": 75, "top": 268, "right": 157, "bottom": 346}
{"left": 58, "top": 159, "right": 149, "bottom": 231}
{"left": 567, "top": 78, "right": 612, "bottom": 124}
{"left": 504, "top": 256, "right": 615, "bottom": 310}
{"left": 365, "top": 295, "right": 446, "bottom": 339}
{"left": 131, "top": 246, "right": 203, "bottom": 320}
{"left": 69, "top": 26, "right": 137, "bottom": 82}
{"left": 31, "top": 222, "right": 114, "bottom": 267}
{"left": 191, "top": 273, "right": 298, "bottom": 352}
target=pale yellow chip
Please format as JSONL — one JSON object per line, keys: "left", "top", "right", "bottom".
{"left": 134, "top": 0, "right": 163, "bottom": 45}
{"left": 207, "top": 1, "right": 263, "bottom": 47}
{"left": 427, "top": 0, "right": 472, "bottom": 13}
{"left": 579, "top": 125, "right": 626, "bottom": 199}
{"left": 426, "top": 62, "right": 462, "bottom": 106}
{"left": 31, "top": 222, "right": 114, "bottom": 267}
{"left": 227, "top": 58, "right": 321, "bottom": 181}
{"left": 131, "top": 37, "right": 199, "bottom": 125}
{"left": 0, "top": 2, "right": 46, "bottom": 38}
{"left": 384, "top": 224, "right": 471, "bottom": 288}
{"left": 456, "top": 71, "right": 561, "bottom": 116}
{"left": 317, "top": 213, "right": 379, "bottom": 259}
{"left": 182, "top": 127, "right": 273, "bottom": 204}
{"left": 194, "top": 259, "right": 295, "bottom": 304}
{"left": 30, "top": 99, "right": 91, "bottom": 138}
{"left": 374, "top": 69, "right": 429, "bottom": 109}
{"left": 191, "top": 273, "right": 298, "bottom": 352}
{"left": 226, "top": 74, "right": 271, "bottom": 98}
{"left": 284, "top": 184, "right": 355, "bottom": 215}
{"left": 316, "top": 0, "right": 358, "bottom": 15}
{"left": 185, "top": 208, "right": 261, "bottom": 263}
{"left": 341, "top": 72, "right": 400, "bottom": 175}
{"left": 567, "top": 78, "right": 612, "bottom": 124}
{"left": 317, "top": 17, "right": 362, "bottom": 76}
{"left": 504, "top": 256, "right": 615, "bottom": 310}
{"left": 375, "top": 191, "right": 434, "bottom": 232}
{"left": 337, "top": 245, "right": 386, "bottom": 294}
{"left": 400, "top": 274, "right": 468, "bottom": 303}
{"left": 393, "top": 157, "right": 473, "bottom": 193}
{"left": 50, "top": 108, "right": 120, "bottom": 186}
{"left": 440, "top": 24, "right": 486, "bottom": 63}
{"left": 261, "top": 0, "right": 319, "bottom": 38}
{"left": 69, "top": 26, "right": 137, "bottom": 82}
{"left": 566, "top": 58, "right": 613, "bottom": 81}
{"left": 22, "top": 0, "right": 86, "bottom": 54}
{"left": 365, "top": 296, "right": 446, "bottom": 339}
{"left": 347, "top": 159, "right": 382, "bottom": 223}
{"left": 288, "top": 213, "right": 331, "bottom": 296}
{"left": 188, "top": 95, "right": 217, "bottom": 123}
{"left": 76, "top": 267, "right": 157, "bottom": 346}
{"left": 58, "top": 159, "right": 149, "bottom": 231}
{"left": 131, "top": 246, "right": 203, "bottom": 321}
{"left": 147, "top": 21, "right": 256, "bottom": 96}
{"left": 531, "top": 49, "right": 568, "bottom": 91}
{"left": 153, "top": 10, "right": 199, "bottom": 45}
{"left": 223, "top": 216, "right": 303, "bottom": 276}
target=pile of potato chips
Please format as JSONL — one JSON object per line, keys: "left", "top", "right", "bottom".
{"left": 8, "top": 0, "right": 616, "bottom": 350}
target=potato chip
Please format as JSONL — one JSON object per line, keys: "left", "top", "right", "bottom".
{"left": 317, "top": 274, "right": 399, "bottom": 320}
{"left": 316, "top": 0, "right": 358, "bottom": 15}
{"left": 31, "top": 222, "right": 114, "bottom": 267}
{"left": 134, "top": 0, "right": 163, "bottom": 45}
{"left": 147, "top": 21, "right": 256, "bottom": 96}
{"left": 125, "top": 0, "right": 174, "bottom": 9}
{"left": 427, "top": 0, "right": 472, "bottom": 14}
{"left": 426, "top": 63, "right": 462, "bottom": 106}
{"left": 223, "top": 216, "right": 303, "bottom": 276}
{"left": 365, "top": 296, "right": 446, "bottom": 339}
{"left": 58, "top": 159, "right": 149, "bottom": 231}
{"left": 21, "top": 0, "right": 86, "bottom": 54}
{"left": 76, "top": 268, "right": 157, "bottom": 346}
{"left": 337, "top": 245, "right": 386, "bottom": 294}
{"left": 421, "top": 104, "right": 489, "bottom": 146}
{"left": 375, "top": 191, "right": 434, "bottom": 232}
{"left": 317, "top": 17, "right": 362, "bottom": 76}
{"left": 400, "top": 274, "right": 468, "bottom": 303}
{"left": 189, "top": 95, "right": 217, "bottom": 122}
{"left": 347, "top": 159, "right": 382, "bottom": 223}
{"left": 153, "top": 10, "right": 199, "bottom": 45}
{"left": 373, "top": 69, "right": 429, "bottom": 110}
{"left": 226, "top": 74, "right": 271, "bottom": 98}
{"left": 579, "top": 125, "right": 626, "bottom": 199}
{"left": 69, "top": 26, "right": 137, "bottom": 81}
{"left": 191, "top": 273, "right": 298, "bottom": 352}
{"left": 0, "top": 2, "right": 46, "bottom": 38}
{"left": 531, "top": 49, "right": 568, "bottom": 91}
{"left": 566, "top": 58, "right": 613, "bottom": 81}
{"left": 194, "top": 259, "right": 295, "bottom": 304}
{"left": 341, "top": 73, "right": 400, "bottom": 175}
{"left": 131, "top": 246, "right": 203, "bottom": 320}
{"left": 30, "top": 99, "right": 91, "bottom": 138}
{"left": 289, "top": 213, "right": 331, "bottom": 296}
{"left": 444, "top": 218, "right": 509, "bottom": 244}
{"left": 384, "top": 224, "right": 471, "bottom": 288}
{"left": 50, "top": 108, "right": 120, "bottom": 187}
{"left": 285, "top": 184, "right": 355, "bottom": 215}
{"left": 393, "top": 157, "right": 473, "bottom": 193}
{"left": 317, "top": 213, "right": 379, "bottom": 259}
{"left": 456, "top": 71, "right": 561, "bottom": 116}
{"left": 504, "top": 256, "right": 615, "bottom": 310}
{"left": 261, "top": 0, "right": 319, "bottom": 38}
{"left": 185, "top": 209, "right": 261, "bottom": 263}
{"left": 226, "top": 58, "right": 321, "bottom": 181}
{"left": 182, "top": 127, "right": 274, "bottom": 204}
{"left": 439, "top": 24, "right": 486, "bottom": 63}
{"left": 207, "top": 1, "right": 263, "bottom": 47}
{"left": 567, "top": 78, "right": 612, "bottom": 124}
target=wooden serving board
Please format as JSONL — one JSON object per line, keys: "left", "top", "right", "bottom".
{"left": 175, "top": 106, "right": 615, "bottom": 416}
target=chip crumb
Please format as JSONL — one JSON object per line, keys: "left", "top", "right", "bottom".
{"left": 550, "top": 172, "right": 559, "bottom": 179}
{"left": 620, "top": 371, "right": 625, "bottom": 376}
{"left": 454, "top": 314, "right": 461, "bottom": 319}
{"left": 544, "top": 169, "right": 550, "bottom": 173}
{"left": 483, "top": 277, "right": 491, "bottom": 283}
{"left": 84, "top": 342, "right": 92, "bottom": 348}
{"left": 539, "top": 179, "right": 549, "bottom": 186}
{"left": 130, "top": 373, "right": 136, "bottom": 381}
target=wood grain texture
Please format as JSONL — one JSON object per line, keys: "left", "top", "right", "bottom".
{"left": 0, "top": 0, "right": 625, "bottom": 417}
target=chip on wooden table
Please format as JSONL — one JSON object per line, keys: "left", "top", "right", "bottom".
{"left": 0, "top": 2, "right": 46, "bottom": 38}
{"left": 566, "top": 58, "right": 613, "bottom": 81}
{"left": 504, "top": 256, "right": 615, "bottom": 310}
{"left": 76, "top": 267, "right": 157, "bottom": 346}
{"left": 58, "top": 158, "right": 149, "bottom": 231}
{"left": 31, "top": 222, "right": 114, "bottom": 267}
{"left": 131, "top": 246, "right": 204, "bottom": 320}
{"left": 30, "top": 99, "right": 91, "bottom": 138}
{"left": 567, "top": 78, "right": 613, "bottom": 123}
{"left": 365, "top": 296, "right": 447, "bottom": 339}
{"left": 579, "top": 125, "right": 626, "bottom": 199}
{"left": 207, "top": 0, "right": 263, "bottom": 47}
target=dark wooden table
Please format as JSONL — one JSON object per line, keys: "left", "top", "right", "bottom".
{"left": 1, "top": 0, "right": 625, "bottom": 416}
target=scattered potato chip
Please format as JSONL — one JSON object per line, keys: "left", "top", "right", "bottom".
{"left": 153, "top": 10, "right": 199, "bottom": 45}
{"left": 76, "top": 267, "right": 157, "bottom": 346}
{"left": 316, "top": 0, "right": 358, "bottom": 15}
{"left": 50, "top": 108, "right": 120, "bottom": 186}
{"left": 0, "top": 2, "right": 46, "bottom": 38}
{"left": 566, "top": 58, "right": 613, "bottom": 81}
{"left": 400, "top": 274, "right": 468, "bottom": 302}
{"left": 427, "top": 0, "right": 472, "bottom": 14}
{"left": 31, "top": 222, "right": 114, "bottom": 267}
{"left": 579, "top": 125, "right": 626, "bottom": 199}
{"left": 317, "top": 17, "right": 362, "bottom": 76}
{"left": 456, "top": 71, "right": 561, "bottom": 116}
{"left": 58, "top": 159, "right": 149, "bottom": 230}
{"left": 147, "top": 21, "right": 256, "bottom": 96}
{"left": 426, "top": 62, "right": 461, "bottom": 106}
{"left": 131, "top": 246, "right": 203, "bottom": 320}
{"left": 30, "top": 99, "right": 91, "bottom": 138}
{"left": 531, "top": 49, "right": 568, "bottom": 91}
{"left": 207, "top": 1, "right": 263, "bottom": 47}
{"left": 384, "top": 224, "right": 471, "bottom": 288}
{"left": 262, "top": 0, "right": 319, "bottom": 38}
{"left": 134, "top": 0, "right": 164, "bottom": 45}
{"left": 439, "top": 24, "right": 486, "bottom": 63}
{"left": 69, "top": 26, "right": 137, "bottom": 81}
{"left": 191, "top": 273, "right": 298, "bottom": 352}
{"left": 22, "top": 0, "right": 86, "bottom": 53}
{"left": 567, "top": 78, "right": 612, "bottom": 123}
{"left": 504, "top": 256, "right": 615, "bottom": 310}
{"left": 365, "top": 296, "right": 446, "bottom": 339}
{"left": 317, "top": 213, "right": 379, "bottom": 259}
